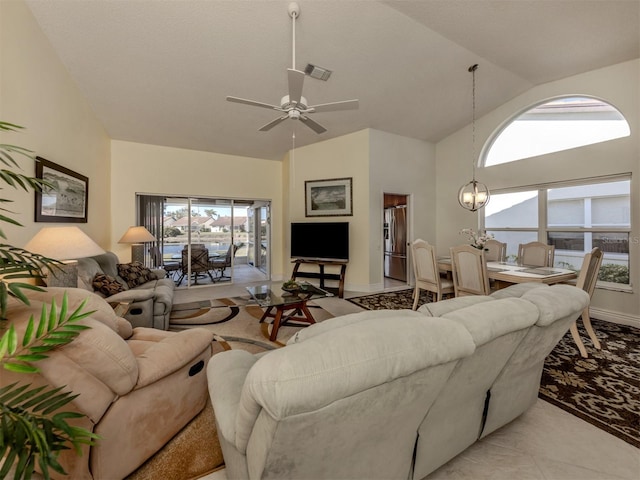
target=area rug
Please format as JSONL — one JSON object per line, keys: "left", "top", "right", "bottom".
{"left": 126, "top": 399, "right": 224, "bottom": 480}
{"left": 347, "top": 288, "right": 429, "bottom": 310}
{"left": 539, "top": 319, "right": 640, "bottom": 448}
{"left": 169, "top": 296, "right": 334, "bottom": 349}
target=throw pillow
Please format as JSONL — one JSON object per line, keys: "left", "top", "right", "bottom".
{"left": 93, "top": 273, "right": 126, "bottom": 297}
{"left": 117, "top": 262, "right": 156, "bottom": 288}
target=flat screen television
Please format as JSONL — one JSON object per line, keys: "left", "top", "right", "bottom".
{"left": 291, "top": 222, "right": 349, "bottom": 261}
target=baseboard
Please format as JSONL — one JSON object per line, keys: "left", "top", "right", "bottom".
{"left": 590, "top": 307, "right": 640, "bottom": 328}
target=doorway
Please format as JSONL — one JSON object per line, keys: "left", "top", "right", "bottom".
{"left": 383, "top": 193, "right": 409, "bottom": 288}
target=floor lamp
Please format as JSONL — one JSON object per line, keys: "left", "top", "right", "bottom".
{"left": 24, "top": 226, "right": 105, "bottom": 287}
{"left": 118, "top": 226, "right": 156, "bottom": 265}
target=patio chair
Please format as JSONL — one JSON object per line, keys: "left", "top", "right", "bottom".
{"left": 211, "top": 244, "right": 238, "bottom": 281}
{"left": 149, "top": 245, "right": 181, "bottom": 280}
{"left": 177, "top": 245, "right": 216, "bottom": 285}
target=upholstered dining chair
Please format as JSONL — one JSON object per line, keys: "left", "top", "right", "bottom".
{"left": 411, "top": 239, "right": 454, "bottom": 309}
{"left": 484, "top": 239, "right": 507, "bottom": 263}
{"left": 569, "top": 247, "right": 604, "bottom": 358}
{"left": 450, "top": 245, "right": 491, "bottom": 297}
{"left": 517, "top": 241, "right": 555, "bottom": 267}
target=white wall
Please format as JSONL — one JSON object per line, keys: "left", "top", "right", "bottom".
{"left": 436, "top": 60, "right": 640, "bottom": 321}
{"left": 110, "top": 141, "right": 284, "bottom": 276}
{"left": 369, "top": 129, "right": 436, "bottom": 288}
{"left": 1, "top": 0, "right": 111, "bottom": 249}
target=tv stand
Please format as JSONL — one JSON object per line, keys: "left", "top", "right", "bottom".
{"left": 291, "top": 259, "right": 347, "bottom": 298}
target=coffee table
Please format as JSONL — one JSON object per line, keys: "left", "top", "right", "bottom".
{"left": 246, "top": 282, "right": 333, "bottom": 341}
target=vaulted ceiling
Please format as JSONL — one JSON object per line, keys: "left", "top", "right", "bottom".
{"left": 25, "top": 0, "right": 639, "bottom": 160}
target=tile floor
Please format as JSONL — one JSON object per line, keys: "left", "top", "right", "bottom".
{"left": 183, "top": 281, "right": 640, "bottom": 480}
{"left": 200, "top": 399, "right": 639, "bottom": 480}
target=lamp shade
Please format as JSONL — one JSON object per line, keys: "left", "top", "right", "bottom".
{"left": 118, "top": 226, "right": 156, "bottom": 244}
{"left": 24, "top": 226, "right": 105, "bottom": 260}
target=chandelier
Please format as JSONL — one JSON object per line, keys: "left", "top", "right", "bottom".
{"left": 458, "top": 64, "right": 490, "bottom": 212}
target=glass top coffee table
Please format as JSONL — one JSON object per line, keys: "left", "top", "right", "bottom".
{"left": 246, "top": 282, "right": 333, "bottom": 342}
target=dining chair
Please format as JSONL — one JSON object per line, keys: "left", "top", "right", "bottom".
{"left": 449, "top": 245, "right": 491, "bottom": 297}
{"left": 569, "top": 247, "right": 604, "bottom": 358}
{"left": 484, "top": 239, "right": 507, "bottom": 263}
{"left": 411, "top": 239, "right": 454, "bottom": 309}
{"left": 517, "top": 241, "right": 555, "bottom": 267}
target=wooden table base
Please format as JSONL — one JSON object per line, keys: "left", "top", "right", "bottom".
{"left": 259, "top": 300, "right": 316, "bottom": 341}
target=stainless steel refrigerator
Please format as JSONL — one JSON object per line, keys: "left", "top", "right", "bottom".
{"left": 384, "top": 206, "right": 407, "bottom": 281}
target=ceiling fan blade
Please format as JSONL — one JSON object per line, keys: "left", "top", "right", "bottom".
{"left": 299, "top": 115, "right": 327, "bottom": 134}
{"left": 259, "top": 115, "right": 289, "bottom": 132}
{"left": 308, "top": 99, "right": 359, "bottom": 113}
{"left": 287, "top": 69, "right": 305, "bottom": 105}
{"left": 227, "top": 96, "right": 281, "bottom": 110}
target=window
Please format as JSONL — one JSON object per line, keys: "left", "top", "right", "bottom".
{"left": 483, "top": 96, "right": 630, "bottom": 167}
{"left": 483, "top": 177, "right": 631, "bottom": 288}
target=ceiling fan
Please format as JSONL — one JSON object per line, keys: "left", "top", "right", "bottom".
{"left": 226, "top": 2, "right": 359, "bottom": 134}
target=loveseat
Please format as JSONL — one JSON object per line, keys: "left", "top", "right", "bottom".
{"left": 207, "top": 283, "right": 589, "bottom": 480}
{"left": 77, "top": 251, "right": 174, "bottom": 330}
{"left": 3, "top": 287, "right": 216, "bottom": 480}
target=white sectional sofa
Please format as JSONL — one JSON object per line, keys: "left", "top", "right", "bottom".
{"left": 206, "top": 283, "right": 590, "bottom": 480}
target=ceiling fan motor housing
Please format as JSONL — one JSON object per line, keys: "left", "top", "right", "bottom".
{"left": 281, "top": 95, "right": 308, "bottom": 110}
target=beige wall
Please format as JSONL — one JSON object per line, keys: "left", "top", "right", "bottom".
{"left": 284, "top": 130, "right": 371, "bottom": 290}
{"left": 110, "top": 140, "right": 284, "bottom": 276}
{"left": 436, "top": 60, "right": 640, "bottom": 321}
{"left": 369, "top": 129, "right": 436, "bottom": 288}
{"left": 0, "top": 0, "right": 111, "bottom": 249}
{"left": 284, "top": 128, "right": 435, "bottom": 292}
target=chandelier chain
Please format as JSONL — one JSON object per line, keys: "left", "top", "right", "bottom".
{"left": 470, "top": 63, "right": 478, "bottom": 181}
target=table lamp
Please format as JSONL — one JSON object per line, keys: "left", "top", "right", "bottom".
{"left": 118, "top": 226, "right": 156, "bottom": 264}
{"left": 24, "top": 226, "right": 105, "bottom": 287}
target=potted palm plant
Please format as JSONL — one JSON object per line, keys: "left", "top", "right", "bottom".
{"left": 0, "top": 121, "right": 98, "bottom": 479}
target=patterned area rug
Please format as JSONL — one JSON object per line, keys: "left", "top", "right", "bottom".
{"left": 539, "top": 319, "right": 640, "bottom": 448}
{"left": 348, "top": 289, "right": 640, "bottom": 448}
{"left": 347, "top": 288, "right": 428, "bottom": 310}
{"left": 169, "top": 296, "right": 334, "bottom": 349}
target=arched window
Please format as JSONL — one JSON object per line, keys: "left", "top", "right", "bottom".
{"left": 482, "top": 96, "right": 630, "bottom": 167}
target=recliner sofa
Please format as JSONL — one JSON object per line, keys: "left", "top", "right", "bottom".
{"left": 77, "top": 251, "right": 175, "bottom": 330}
{"left": 4, "top": 287, "right": 215, "bottom": 479}
{"left": 207, "top": 283, "right": 589, "bottom": 480}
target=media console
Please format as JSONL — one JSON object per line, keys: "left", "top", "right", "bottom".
{"left": 290, "top": 259, "right": 347, "bottom": 298}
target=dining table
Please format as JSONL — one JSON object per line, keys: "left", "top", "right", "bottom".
{"left": 437, "top": 257, "right": 577, "bottom": 288}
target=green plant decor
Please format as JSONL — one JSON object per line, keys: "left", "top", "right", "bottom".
{"left": 0, "top": 121, "right": 98, "bottom": 479}
{"left": 0, "top": 294, "right": 100, "bottom": 479}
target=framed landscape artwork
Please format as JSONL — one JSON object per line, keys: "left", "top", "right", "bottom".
{"left": 305, "top": 177, "right": 353, "bottom": 217}
{"left": 35, "top": 157, "right": 88, "bottom": 223}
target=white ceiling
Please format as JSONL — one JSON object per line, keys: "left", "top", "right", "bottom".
{"left": 25, "top": 0, "right": 640, "bottom": 161}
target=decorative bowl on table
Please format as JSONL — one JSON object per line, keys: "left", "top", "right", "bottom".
{"left": 281, "top": 281, "right": 301, "bottom": 293}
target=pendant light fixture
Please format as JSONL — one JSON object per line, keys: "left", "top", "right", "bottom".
{"left": 458, "top": 64, "right": 490, "bottom": 212}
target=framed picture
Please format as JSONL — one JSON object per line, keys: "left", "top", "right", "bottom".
{"left": 35, "top": 157, "right": 88, "bottom": 223}
{"left": 305, "top": 177, "right": 353, "bottom": 217}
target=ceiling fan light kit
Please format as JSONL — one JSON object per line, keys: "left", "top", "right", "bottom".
{"left": 226, "top": 2, "right": 358, "bottom": 134}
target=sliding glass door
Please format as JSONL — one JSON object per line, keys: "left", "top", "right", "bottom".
{"left": 138, "top": 194, "right": 270, "bottom": 288}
